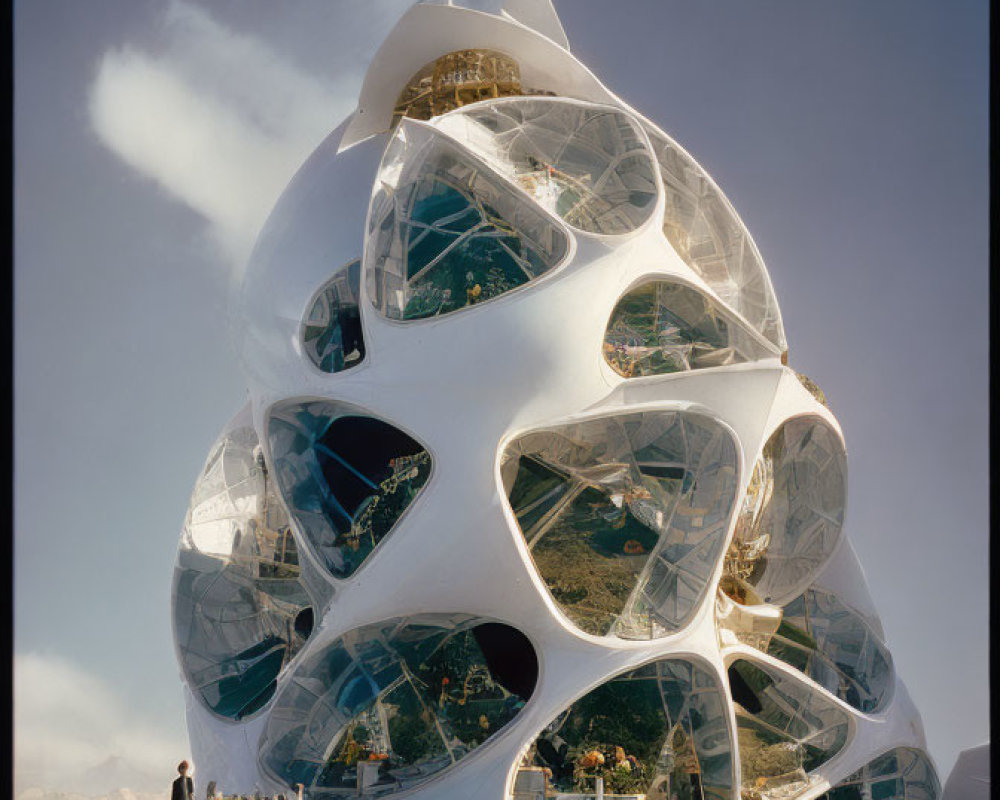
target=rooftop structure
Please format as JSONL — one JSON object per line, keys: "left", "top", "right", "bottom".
{"left": 171, "top": 2, "right": 939, "bottom": 798}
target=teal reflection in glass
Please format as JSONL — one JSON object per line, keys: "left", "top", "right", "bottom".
{"left": 518, "top": 658, "right": 732, "bottom": 800}
{"left": 366, "top": 124, "right": 568, "bottom": 320}
{"left": 258, "top": 616, "right": 536, "bottom": 797}
{"left": 302, "top": 259, "right": 365, "bottom": 373}
{"left": 268, "top": 400, "right": 431, "bottom": 579}
{"left": 172, "top": 422, "right": 314, "bottom": 721}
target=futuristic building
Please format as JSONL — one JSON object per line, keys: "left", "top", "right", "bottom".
{"left": 171, "top": 2, "right": 941, "bottom": 798}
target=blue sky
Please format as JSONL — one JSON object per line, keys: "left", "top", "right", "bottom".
{"left": 14, "top": 0, "right": 988, "bottom": 793}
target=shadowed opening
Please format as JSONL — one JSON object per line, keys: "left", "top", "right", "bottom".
{"left": 473, "top": 622, "right": 538, "bottom": 700}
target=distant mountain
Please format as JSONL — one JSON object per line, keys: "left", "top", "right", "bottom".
{"left": 16, "top": 789, "right": 167, "bottom": 800}
{"left": 73, "top": 756, "right": 165, "bottom": 795}
{"left": 15, "top": 753, "right": 170, "bottom": 800}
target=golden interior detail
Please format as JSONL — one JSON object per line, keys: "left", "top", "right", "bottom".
{"left": 721, "top": 452, "right": 773, "bottom": 600}
{"left": 392, "top": 49, "right": 531, "bottom": 125}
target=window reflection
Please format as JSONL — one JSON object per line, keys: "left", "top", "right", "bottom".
{"left": 258, "top": 616, "right": 536, "bottom": 797}
{"left": 723, "top": 416, "right": 846, "bottom": 605}
{"left": 172, "top": 421, "right": 313, "bottom": 721}
{"left": 302, "top": 259, "right": 365, "bottom": 373}
{"left": 516, "top": 658, "right": 732, "bottom": 800}
{"left": 603, "top": 280, "right": 776, "bottom": 377}
{"left": 366, "top": 123, "right": 568, "bottom": 320}
{"left": 501, "top": 411, "right": 739, "bottom": 638}
{"left": 769, "top": 589, "right": 892, "bottom": 713}
{"left": 268, "top": 401, "right": 431, "bottom": 579}
{"left": 439, "top": 98, "right": 657, "bottom": 236}
{"left": 718, "top": 585, "right": 893, "bottom": 714}
{"left": 820, "top": 748, "right": 940, "bottom": 800}
{"left": 729, "top": 659, "right": 850, "bottom": 799}
{"left": 643, "top": 125, "right": 785, "bottom": 351}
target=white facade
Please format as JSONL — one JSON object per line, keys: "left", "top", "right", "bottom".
{"left": 171, "top": 2, "right": 941, "bottom": 799}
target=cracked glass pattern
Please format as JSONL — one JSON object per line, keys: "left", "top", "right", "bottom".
{"left": 726, "top": 416, "right": 847, "bottom": 606}
{"left": 437, "top": 97, "right": 658, "bottom": 235}
{"left": 517, "top": 657, "right": 732, "bottom": 800}
{"left": 258, "top": 615, "right": 535, "bottom": 797}
{"left": 267, "top": 400, "right": 432, "bottom": 579}
{"left": 603, "top": 280, "right": 777, "bottom": 378}
{"left": 729, "top": 658, "right": 850, "bottom": 800}
{"left": 172, "top": 420, "right": 314, "bottom": 721}
{"left": 643, "top": 125, "right": 785, "bottom": 351}
{"left": 302, "top": 259, "right": 365, "bottom": 373}
{"left": 501, "top": 410, "right": 740, "bottom": 638}
{"left": 820, "top": 748, "right": 940, "bottom": 800}
{"left": 366, "top": 123, "right": 568, "bottom": 320}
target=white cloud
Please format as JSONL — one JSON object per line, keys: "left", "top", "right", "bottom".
{"left": 14, "top": 653, "right": 184, "bottom": 795}
{"left": 87, "top": 1, "right": 360, "bottom": 267}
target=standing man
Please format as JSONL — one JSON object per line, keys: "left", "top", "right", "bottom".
{"left": 172, "top": 761, "right": 194, "bottom": 800}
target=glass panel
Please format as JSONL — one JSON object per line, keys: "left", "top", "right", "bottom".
{"left": 719, "top": 585, "right": 893, "bottom": 713}
{"left": 724, "top": 416, "right": 846, "bottom": 605}
{"left": 729, "top": 659, "right": 850, "bottom": 799}
{"left": 172, "top": 421, "right": 314, "bottom": 721}
{"left": 501, "top": 410, "right": 739, "bottom": 638}
{"left": 366, "top": 123, "right": 568, "bottom": 320}
{"left": 643, "top": 125, "right": 785, "bottom": 351}
{"left": 438, "top": 98, "right": 658, "bottom": 235}
{"left": 767, "top": 589, "right": 893, "bottom": 713}
{"left": 603, "top": 280, "right": 776, "bottom": 377}
{"left": 516, "top": 657, "right": 732, "bottom": 799}
{"left": 302, "top": 259, "right": 365, "bottom": 373}
{"left": 258, "top": 616, "right": 536, "bottom": 797}
{"left": 822, "top": 748, "right": 940, "bottom": 800}
{"left": 268, "top": 400, "right": 432, "bottom": 579}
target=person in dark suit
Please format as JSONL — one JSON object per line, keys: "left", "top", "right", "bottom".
{"left": 172, "top": 761, "right": 194, "bottom": 800}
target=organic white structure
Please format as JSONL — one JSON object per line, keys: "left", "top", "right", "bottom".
{"left": 171, "top": 2, "right": 941, "bottom": 799}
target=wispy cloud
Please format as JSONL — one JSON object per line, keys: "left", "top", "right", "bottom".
{"left": 87, "top": 1, "right": 361, "bottom": 267}
{"left": 15, "top": 653, "right": 184, "bottom": 794}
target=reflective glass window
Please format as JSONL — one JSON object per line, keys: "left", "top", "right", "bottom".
{"left": 643, "top": 126, "right": 785, "bottom": 351}
{"left": 729, "top": 659, "right": 850, "bottom": 799}
{"left": 766, "top": 589, "right": 893, "bottom": 713}
{"left": 603, "top": 280, "right": 776, "bottom": 378}
{"left": 724, "top": 416, "right": 846, "bottom": 605}
{"left": 172, "top": 423, "right": 314, "bottom": 720}
{"left": 501, "top": 411, "right": 739, "bottom": 638}
{"left": 438, "top": 98, "right": 658, "bottom": 235}
{"left": 821, "top": 748, "right": 940, "bottom": 800}
{"left": 719, "top": 587, "right": 893, "bottom": 714}
{"left": 366, "top": 123, "right": 568, "bottom": 320}
{"left": 268, "top": 401, "right": 431, "bottom": 579}
{"left": 516, "top": 658, "right": 731, "bottom": 799}
{"left": 258, "top": 616, "right": 536, "bottom": 796}
{"left": 302, "top": 259, "right": 365, "bottom": 373}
